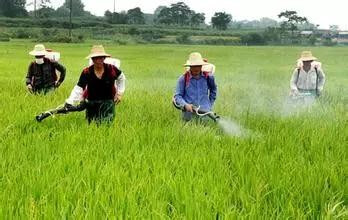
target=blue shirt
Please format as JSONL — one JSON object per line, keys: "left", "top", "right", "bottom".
{"left": 174, "top": 72, "right": 217, "bottom": 111}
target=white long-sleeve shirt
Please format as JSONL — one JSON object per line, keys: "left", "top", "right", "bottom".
{"left": 290, "top": 61, "right": 325, "bottom": 92}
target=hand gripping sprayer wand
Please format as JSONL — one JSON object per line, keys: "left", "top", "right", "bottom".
{"left": 172, "top": 99, "right": 220, "bottom": 122}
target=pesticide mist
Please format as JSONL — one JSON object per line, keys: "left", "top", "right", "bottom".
{"left": 217, "top": 118, "right": 250, "bottom": 137}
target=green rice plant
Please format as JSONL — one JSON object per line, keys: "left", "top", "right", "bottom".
{"left": 0, "top": 41, "right": 346, "bottom": 218}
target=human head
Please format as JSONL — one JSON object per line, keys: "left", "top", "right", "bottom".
{"left": 190, "top": 65, "right": 202, "bottom": 75}
{"left": 184, "top": 52, "right": 208, "bottom": 75}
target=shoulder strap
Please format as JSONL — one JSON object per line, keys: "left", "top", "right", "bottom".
{"left": 183, "top": 71, "right": 190, "bottom": 87}
{"left": 315, "top": 67, "right": 319, "bottom": 95}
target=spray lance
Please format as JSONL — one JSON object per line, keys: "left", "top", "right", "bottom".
{"left": 35, "top": 101, "right": 87, "bottom": 122}
{"left": 172, "top": 100, "right": 220, "bottom": 122}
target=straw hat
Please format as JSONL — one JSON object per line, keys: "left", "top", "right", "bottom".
{"left": 29, "top": 44, "right": 47, "bottom": 56}
{"left": 86, "top": 45, "right": 111, "bottom": 59}
{"left": 184, "top": 52, "right": 208, "bottom": 66}
{"left": 298, "top": 51, "right": 317, "bottom": 62}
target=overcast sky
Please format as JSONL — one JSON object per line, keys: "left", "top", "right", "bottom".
{"left": 39, "top": 0, "right": 347, "bottom": 29}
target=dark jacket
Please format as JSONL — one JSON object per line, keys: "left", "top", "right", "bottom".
{"left": 26, "top": 58, "right": 66, "bottom": 91}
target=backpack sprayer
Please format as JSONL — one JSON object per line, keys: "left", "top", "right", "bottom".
{"left": 172, "top": 99, "right": 220, "bottom": 122}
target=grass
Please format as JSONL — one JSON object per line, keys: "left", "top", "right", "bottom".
{"left": 0, "top": 40, "right": 347, "bottom": 218}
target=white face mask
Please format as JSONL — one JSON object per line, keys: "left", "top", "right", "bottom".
{"left": 35, "top": 58, "right": 44, "bottom": 65}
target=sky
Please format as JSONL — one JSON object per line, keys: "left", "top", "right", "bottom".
{"left": 35, "top": 0, "right": 348, "bottom": 30}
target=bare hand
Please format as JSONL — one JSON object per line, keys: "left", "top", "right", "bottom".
{"left": 185, "top": 104, "right": 193, "bottom": 112}
{"left": 290, "top": 89, "right": 299, "bottom": 96}
{"left": 27, "top": 84, "right": 33, "bottom": 93}
{"left": 55, "top": 81, "right": 61, "bottom": 88}
{"left": 114, "top": 94, "right": 122, "bottom": 104}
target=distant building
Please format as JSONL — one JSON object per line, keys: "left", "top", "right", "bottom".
{"left": 338, "top": 31, "right": 348, "bottom": 44}
{"left": 300, "top": 31, "right": 313, "bottom": 36}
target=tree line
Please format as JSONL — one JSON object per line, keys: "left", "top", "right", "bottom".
{"left": 0, "top": 0, "right": 321, "bottom": 34}
{"left": 0, "top": 0, "right": 235, "bottom": 30}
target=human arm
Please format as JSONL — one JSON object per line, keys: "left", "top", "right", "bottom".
{"left": 52, "top": 62, "right": 66, "bottom": 87}
{"left": 25, "top": 63, "right": 34, "bottom": 92}
{"left": 290, "top": 68, "right": 299, "bottom": 94}
{"left": 65, "top": 71, "right": 87, "bottom": 105}
{"left": 316, "top": 68, "right": 326, "bottom": 93}
{"left": 208, "top": 75, "right": 217, "bottom": 106}
{"left": 114, "top": 72, "right": 126, "bottom": 104}
{"left": 174, "top": 76, "right": 192, "bottom": 111}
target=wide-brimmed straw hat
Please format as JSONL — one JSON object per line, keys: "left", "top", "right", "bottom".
{"left": 184, "top": 52, "right": 208, "bottom": 66}
{"left": 86, "top": 45, "right": 111, "bottom": 59}
{"left": 298, "top": 51, "right": 317, "bottom": 62}
{"left": 29, "top": 44, "right": 47, "bottom": 56}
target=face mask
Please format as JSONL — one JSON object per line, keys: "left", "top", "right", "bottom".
{"left": 35, "top": 58, "right": 44, "bottom": 65}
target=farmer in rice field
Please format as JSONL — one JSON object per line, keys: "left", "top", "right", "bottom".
{"left": 25, "top": 44, "right": 66, "bottom": 94}
{"left": 65, "top": 45, "right": 126, "bottom": 123}
{"left": 290, "top": 51, "right": 326, "bottom": 97}
{"left": 173, "top": 52, "right": 217, "bottom": 122}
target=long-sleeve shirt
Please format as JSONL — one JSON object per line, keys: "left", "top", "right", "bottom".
{"left": 25, "top": 58, "right": 66, "bottom": 89}
{"left": 290, "top": 65, "right": 325, "bottom": 92}
{"left": 174, "top": 72, "right": 217, "bottom": 111}
{"left": 66, "top": 64, "right": 125, "bottom": 104}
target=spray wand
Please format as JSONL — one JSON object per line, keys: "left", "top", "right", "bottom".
{"left": 172, "top": 100, "right": 220, "bottom": 122}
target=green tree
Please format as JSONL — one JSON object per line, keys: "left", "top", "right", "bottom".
{"left": 170, "top": 2, "right": 191, "bottom": 25}
{"left": 55, "top": 5, "right": 69, "bottom": 17}
{"left": 278, "top": 10, "right": 308, "bottom": 37}
{"left": 0, "top": 0, "right": 27, "bottom": 17}
{"left": 190, "top": 12, "right": 205, "bottom": 27}
{"left": 211, "top": 12, "right": 232, "bottom": 30}
{"left": 154, "top": 2, "right": 195, "bottom": 26}
{"left": 154, "top": 6, "right": 166, "bottom": 18}
{"left": 104, "top": 10, "right": 127, "bottom": 24}
{"left": 36, "top": 6, "right": 54, "bottom": 18}
{"left": 35, "top": 0, "right": 53, "bottom": 17}
{"left": 62, "top": 0, "right": 85, "bottom": 17}
{"left": 155, "top": 7, "right": 173, "bottom": 25}
{"left": 126, "top": 7, "right": 145, "bottom": 24}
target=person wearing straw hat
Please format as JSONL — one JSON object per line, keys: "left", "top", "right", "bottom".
{"left": 173, "top": 52, "right": 217, "bottom": 122}
{"left": 26, "top": 44, "right": 66, "bottom": 94}
{"left": 290, "top": 51, "right": 326, "bottom": 97}
{"left": 65, "top": 45, "right": 126, "bottom": 123}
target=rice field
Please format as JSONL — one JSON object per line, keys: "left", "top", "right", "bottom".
{"left": 0, "top": 40, "right": 347, "bottom": 218}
